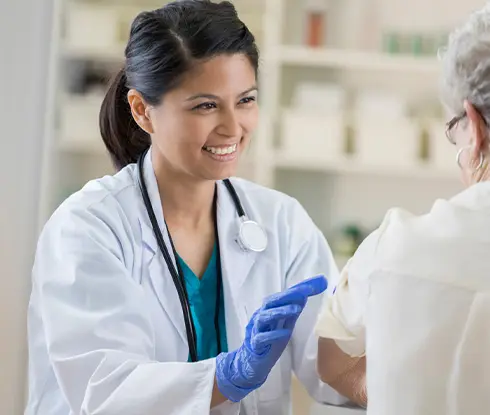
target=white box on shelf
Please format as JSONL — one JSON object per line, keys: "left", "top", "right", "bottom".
{"left": 354, "top": 91, "right": 408, "bottom": 119}
{"left": 65, "top": 4, "right": 119, "bottom": 51}
{"left": 281, "top": 109, "right": 345, "bottom": 161}
{"left": 427, "top": 118, "right": 456, "bottom": 171}
{"left": 354, "top": 114, "right": 420, "bottom": 167}
{"left": 59, "top": 94, "right": 105, "bottom": 152}
{"left": 293, "top": 83, "right": 346, "bottom": 114}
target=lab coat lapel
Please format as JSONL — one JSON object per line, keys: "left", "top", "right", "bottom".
{"left": 138, "top": 162, "right": 260, "bottom": 349}
{"left": 216, "top": 180, "right": 258, "bottom": 291}
{"left": 216, "top": 180, "right": 258, "bottom": 348}
{"left": 138, "top": 148, "right": 188, "bottom": 346}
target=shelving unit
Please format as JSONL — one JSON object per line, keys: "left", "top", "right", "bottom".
{"left": 277, "top": 46, "right": 440, "bottom": 74}
{"left": 274, "top": 152, "right": 457, "bottom": 180}
{"left": 251, "top": 0, "right": 478, "bottom": 255}
{"left": 39, "top": 0, "right": 480, "bottom": 252}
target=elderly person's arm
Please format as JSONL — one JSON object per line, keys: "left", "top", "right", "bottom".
{"left": 317, "top": 338, "right": 367, "bottom": 407}
{"left": 314, "top": 227, "right": 383, "bottom": 408}
{"left": 315, "top": 263, "right": 368, "bottom": 407}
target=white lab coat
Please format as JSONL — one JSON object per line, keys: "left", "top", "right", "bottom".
{"left": 25, "top": 150, "right": 345, "bottom": 415}
{"left": 315, "top": 181, "right": 490, "bottom": 415}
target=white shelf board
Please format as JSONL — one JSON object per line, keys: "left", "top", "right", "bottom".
{"left": 62, "top": 42, "right": 125, "bottom": 61}
{"left": 277, "top": 46, "right": 440, "bottom": 75}
{"left": 274, "top": 152, "right": 457, "bottom": 180}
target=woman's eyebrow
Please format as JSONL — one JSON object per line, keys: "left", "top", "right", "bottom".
{"left": 185, "top": 85, "right": 258, "bottom": 101}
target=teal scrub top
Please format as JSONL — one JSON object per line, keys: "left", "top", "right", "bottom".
{"left": 177, "top": 244, "right": 228, "bottom": 361}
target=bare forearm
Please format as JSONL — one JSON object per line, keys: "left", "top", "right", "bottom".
{"left": 211, "top": 377, "right": 228, "bottom": 408}
{"left": 327, "top": 356, "right": 366, "bottom": 407}
{"left": 317, "top": 337, "right": 367, "bottom": 407}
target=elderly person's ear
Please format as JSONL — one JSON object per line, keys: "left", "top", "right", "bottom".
{"left": 464, "top": 100, "right": 487, "bottom": 154}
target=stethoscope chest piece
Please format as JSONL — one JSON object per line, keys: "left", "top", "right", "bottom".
{"left": 236, "top": 218, "right": 267, "bottom": 253}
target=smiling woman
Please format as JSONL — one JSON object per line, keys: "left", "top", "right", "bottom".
{"left": 25, "top": 1, "right": 344, "bottom": 414}
{"left": 99, "top": 4, "right": 259, "bottom": 175}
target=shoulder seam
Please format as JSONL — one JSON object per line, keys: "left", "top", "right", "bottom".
{"left": 83, "top": 182, "right": 137, "bottom": 212}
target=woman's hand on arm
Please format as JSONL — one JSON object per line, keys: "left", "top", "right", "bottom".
{"left": 213, "top": 275, "right": 328, "bottom": 404}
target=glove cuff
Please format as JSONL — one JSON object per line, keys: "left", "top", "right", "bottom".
{"left": 215, "top": 351, "right": 266, "bottom": 402}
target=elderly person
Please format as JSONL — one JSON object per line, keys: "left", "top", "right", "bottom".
{"left": 315, "top": 5, "right": 490, "bottom": 414}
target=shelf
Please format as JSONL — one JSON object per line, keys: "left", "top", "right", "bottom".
{"left": 273, "top": 152, "right": 457, "bottom": 180}
{"left": 277, "top": 46, "right": 440, "bottom": 75}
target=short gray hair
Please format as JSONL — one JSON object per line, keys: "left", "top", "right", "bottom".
{"left": 440, "top": 4, "right": 490, "bottom": 124}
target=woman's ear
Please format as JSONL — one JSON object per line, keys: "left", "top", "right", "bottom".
{"left": 127, "top": 89, "right": 155, "bottom": 134}
{"left": 464, "top": 100, "right": 487, "bottom": 155}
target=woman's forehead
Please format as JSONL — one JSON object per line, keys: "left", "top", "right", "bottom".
{"left": 177, "top": 54, "right": 256, "bottom": 96}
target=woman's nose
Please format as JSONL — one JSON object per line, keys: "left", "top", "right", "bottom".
{"left": 218, "top": 110, "right": 242, "bottom": 138}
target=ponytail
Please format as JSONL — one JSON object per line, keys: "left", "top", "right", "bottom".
{"left": 99, "top": 68, "right": 150, "bottom": 171}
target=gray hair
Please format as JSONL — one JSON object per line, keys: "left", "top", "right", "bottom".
{"left": 440, "top": 4, "right": 490, "bottom": 124}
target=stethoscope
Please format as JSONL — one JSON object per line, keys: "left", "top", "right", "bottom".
{"left": 137, "top": 148, "right": 267, "bottom": 362}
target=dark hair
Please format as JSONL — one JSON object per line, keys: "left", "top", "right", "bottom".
{"left": 99, "top": 0, "right": 259, "bottom": 170}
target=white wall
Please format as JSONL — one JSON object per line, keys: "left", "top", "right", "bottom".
{"left": 0, "top": 0, "right": 53, "bottom": 412}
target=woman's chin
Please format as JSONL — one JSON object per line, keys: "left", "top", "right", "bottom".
{"left": 202, "top": 163, "right": 240, "bottom": 182}
{"left": 199, "top": 149, "right": 242, "bottom": 180}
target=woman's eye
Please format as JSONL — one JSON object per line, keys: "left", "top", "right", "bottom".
{"left": 193, "top": 102, "right": 217, "bottom": 111}
{"left": 239, "top": 96, "right": 256, "bottom": 105}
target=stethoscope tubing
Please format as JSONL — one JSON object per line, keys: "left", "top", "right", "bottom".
{"left": 137, "top": 148, "right": 250, "bottom": 362}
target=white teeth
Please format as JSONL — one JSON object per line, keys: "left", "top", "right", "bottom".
{"left": 204, "top": 144, "right": 237, "bottom": 155}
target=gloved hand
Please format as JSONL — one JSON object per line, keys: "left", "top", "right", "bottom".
{"left": 215, "top": 274, "right": 328, "bottom": 402}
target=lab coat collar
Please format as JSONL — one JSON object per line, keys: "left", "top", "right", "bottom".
{"left": 140, "top": 147, "right": 167, "bottom": 253}
{"left": 139, "top": 148, "right": 186, "bottom": 344}
{"left": 138, "top": 148, "right": 257, "bottom": 347}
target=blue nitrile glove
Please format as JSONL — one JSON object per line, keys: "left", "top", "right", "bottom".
{"left": 215, "top": 274, "right": 328, "bottom": 402}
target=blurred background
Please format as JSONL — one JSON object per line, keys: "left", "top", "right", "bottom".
{"left": 1, "top": 0, "right": 487, "bottom": 413}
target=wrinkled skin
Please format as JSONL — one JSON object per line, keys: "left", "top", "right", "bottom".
{"left": 317, "top": 337, "right": 367, "bottom": 407}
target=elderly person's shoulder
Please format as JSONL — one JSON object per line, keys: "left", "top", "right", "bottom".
{"left": 315, "top": 182, "right": 490, "bottom": 355}
{"left": 373, "top": 182, "right": 490, "bottom": 287}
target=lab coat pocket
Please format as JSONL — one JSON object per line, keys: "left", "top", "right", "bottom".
{"left": 255, "top": 394, "right": 287, "bottom": 415}
{"left": 257, "top": 360, "right": 285, "bottom": 402}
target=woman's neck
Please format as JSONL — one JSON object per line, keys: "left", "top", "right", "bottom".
{"left": 152, "top": 152, "right": 216, "bottom": 229}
